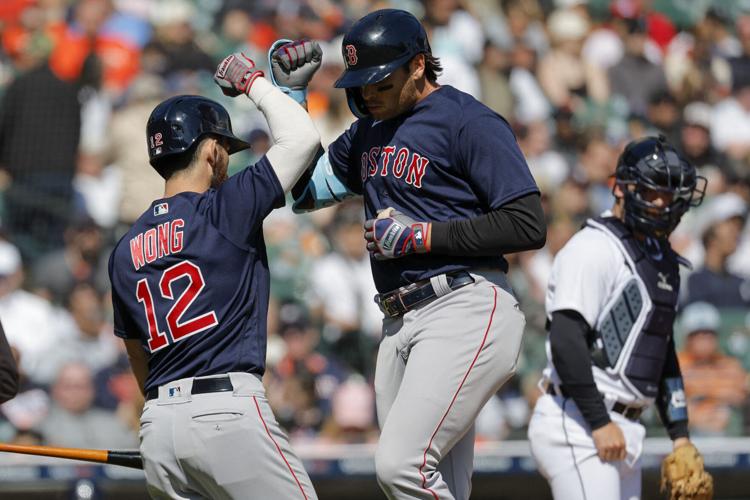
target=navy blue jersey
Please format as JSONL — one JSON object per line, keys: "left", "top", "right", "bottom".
{"left": 109, "top": 157, "right": 284, "bottom": 392}
{"left": 328, "top": 85, "right": 538, "bottom": 292}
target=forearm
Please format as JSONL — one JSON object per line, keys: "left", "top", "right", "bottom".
{"left": 430, "top": 192, "right": 546, "bottom": 256}
{"left": 550, "top": 310, "right": 611, "bottom": 430}
{"left": 656, "top": 337, "right": 690, "bottom": 441}
{"left": 247, "top": 78, "right": 320, "bottom": 192}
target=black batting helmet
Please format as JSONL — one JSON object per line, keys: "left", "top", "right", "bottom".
{"left": 614, "top": 135, "right": 706, "bottom": 238}
{"left": 335, "top": 9, "right": 432, "bottom": 117}
{"left": 146, "top": 95, "right": 250, "bottom": 169}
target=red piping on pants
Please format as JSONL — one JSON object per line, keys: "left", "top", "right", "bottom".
{"left": 417, "top": 286, "right": 499, "bottom": 499}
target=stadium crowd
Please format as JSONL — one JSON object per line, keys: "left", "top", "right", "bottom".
{"left": 0, "top": 0, "right": 748, "bottom": 452}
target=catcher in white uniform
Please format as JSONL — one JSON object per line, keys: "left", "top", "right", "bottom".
{"left": 528, "top": 136, "right": 713, "bottom": 500}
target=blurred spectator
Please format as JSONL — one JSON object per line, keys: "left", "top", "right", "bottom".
{"left": 43, "top": 283, "right": 119, "bottom": 381}
{"left": 35, "top": 362, "right": 137, "bottom": 448}
{"left": 645, "top": 90, "right": 680, "bottom": 145}
{"left": 267, "top": 301, "right": 348, "bottom": 441}
{"left": 507, "top": 41, "right": 551, "bottom": 124}
{"left": 477, "top": 42, "right": 513, "bottom": 119}
{"left": 30, "top": 215, "right": 109, "bottom": 305}
{"left": 608, "top": 15, "right": 668, "bottom": 117}
{"left": 537, "top": 8, "right": 608, "bottom": 113}
{"left": 106, "top": 73, "right": 164, "bottom": 227}
{"left": 516, "top": 120, "right": 568, "bottom": 192}
{"left": 678, "top": 101, "right": 731, "bottom": 196}
{"left": 677, "top": 302, "right": 749, "bottom": 436}
{"left": 684, "top": 193, "right": 750, "bottom": 308}
{"left": 319, "top": 376, "right": 378, "bottom": 444}
{"left": 711, "top": 15, "right": 750, "bottom": 161}
{"left": 142, "top": 0, "right": 214, "bottom": 77}
{"left": 310, "top": 201, "right": 380, "bottom": 377}
{"left": 0, "top": 40, "right": 81, "bottom": 259}
{"left": 571, "top": 130, "right": 616, "bottom": 215}
{"left": 0, "top": 241, "right": 64, "bottom": 384}
{"left": 422, "top": 0, "right": 484, "bottom": 97}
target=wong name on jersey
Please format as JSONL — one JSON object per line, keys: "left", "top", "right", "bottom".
{"left": 130, "top": 219, "right": 185, "bottom": 271}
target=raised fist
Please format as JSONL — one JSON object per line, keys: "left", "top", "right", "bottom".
{"left": 270, "top": 40, "right": 323, "bottom": 90}
{"left": 214, "top": 52, "right": 264, "bottom": 97}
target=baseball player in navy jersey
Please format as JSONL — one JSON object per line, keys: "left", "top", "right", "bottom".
{"left": 108, "top": 40, "right": 322, "bottom": 499}
{"left": 291, "top": 9, "right": 546, "bottom": 500}
{"left": 528, "top": 136, "right": 713, "bottom": 500}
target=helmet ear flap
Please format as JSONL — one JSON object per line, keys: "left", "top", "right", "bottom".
{"left": 345, "top": 88, "right": 369, "bottom": 118}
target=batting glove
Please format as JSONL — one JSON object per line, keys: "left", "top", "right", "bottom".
{"left": 364, "top": 208, "right": 431, "bottom": 260}
{"left": 214, "top": 52, "right": 264, "bottom": 97}
{"left": 269, "top": 39, "right": 323, "bottom": 105}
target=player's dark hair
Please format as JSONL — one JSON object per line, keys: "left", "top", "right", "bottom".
{"left": 153, "top": 136, "right": 214, "bottom": 180}
{"left": 403, "top": 53, "right": 442, "bottom": 84}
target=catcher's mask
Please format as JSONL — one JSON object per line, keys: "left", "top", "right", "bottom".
{"left": 146, "top": 95, "right": 250, "bottom": 172}
{"left": 614, "top": 135, "right": 706, "bottom": 239}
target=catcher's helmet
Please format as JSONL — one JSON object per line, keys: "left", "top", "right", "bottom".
{"left": 146, "top": 95, "right": 250, "bottom": 169}
{"left": 335, "top": 9, "right": 431, "bottom": 117}
{"left": 614, "top": 135, "right": 706, "bottom": 238}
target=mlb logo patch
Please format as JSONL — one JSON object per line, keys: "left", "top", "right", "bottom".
{"left": 154, "top": 203, "right": 169, "bottom": 216}
{"left": 168, "top": 386, "right": 182, "bottom": 398}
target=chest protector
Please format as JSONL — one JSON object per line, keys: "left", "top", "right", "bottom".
{"left": 588, "top": 216, "right": 681, "bottom": 399}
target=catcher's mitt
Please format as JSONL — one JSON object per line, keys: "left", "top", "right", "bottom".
{"left": 660, "top": 443, "right": 713, "bottom": 499}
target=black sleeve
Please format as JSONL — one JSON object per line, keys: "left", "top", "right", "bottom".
{"left": 429, "top": 192, "right": 546, "bottom": 256}
{"left": 0, "top": 320, "right": 19, "bottom": 404}
{"left": 549, "top": 310, "right": 611, "bottom": 430}
{"left": 655, "top": 334, "right": 690, "bottom": 440}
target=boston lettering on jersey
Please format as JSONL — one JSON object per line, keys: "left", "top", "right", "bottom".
{"left": 130, "top": 219, "right": 185, "bottom": 271}
{"left": 360, "top": 145, "right": 429, "bottom": 187}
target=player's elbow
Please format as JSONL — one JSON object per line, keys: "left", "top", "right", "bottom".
{"left": 297, "top": 118, "right": 321, "bottom": 166}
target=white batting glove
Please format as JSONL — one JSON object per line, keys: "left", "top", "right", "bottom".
{"left": 214, "top": 52, "right": 264, "bottom": 97}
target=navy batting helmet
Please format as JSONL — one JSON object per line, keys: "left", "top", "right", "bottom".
{"left": 146, "top": 95, "right": 250, "bottom": 169}
{"left": 614, "top": 135, "right": 706, "bottom": 238}
{"left": 335, "top": 9, "right": 431, "bottom": 117}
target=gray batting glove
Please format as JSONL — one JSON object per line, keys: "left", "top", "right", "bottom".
{"left": 271, "top": 40, "right": 323, "bottom": 89}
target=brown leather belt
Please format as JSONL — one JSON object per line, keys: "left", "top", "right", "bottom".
{"left": 374, "top": 271, "right": 475, "bottom": 318}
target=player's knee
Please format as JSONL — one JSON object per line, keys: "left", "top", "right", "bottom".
{"left": 375, "top": 446, "right": 413, "bottom": 491}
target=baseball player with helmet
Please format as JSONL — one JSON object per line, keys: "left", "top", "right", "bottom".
{"left": 108, "top": 40, "right": 322, "bottom": 499}
{"left": 291, "top": 9, "right": 546, "bottom": 499}
{"left": 527, "top": 135, "right": 713, "bottom": 500}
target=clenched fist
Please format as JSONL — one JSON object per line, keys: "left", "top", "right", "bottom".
{"left": 214, "top": 52, "right": 264, "bottom": 97}
{"left": 270, "top": 40, "right": 323, "bottom": 90}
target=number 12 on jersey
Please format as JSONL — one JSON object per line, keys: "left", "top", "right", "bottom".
{"left": 135, "top": 260, "right": 218, "bottom": 352}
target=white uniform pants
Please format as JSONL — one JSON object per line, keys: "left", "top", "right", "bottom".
{"left": 528, "top": 394, "right": 646, "bottom": 500}
{"left": 139, "top": 372, "right": 317, "bottom": 500}
{"left": 374, "top": 271, "right": 526, "bottom": 500}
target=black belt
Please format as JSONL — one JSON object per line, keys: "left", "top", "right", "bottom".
{"left": 146, "top": 376, "right": 234, "bottom": 401}
{"left": 546, "top": 385, "right": 643, "bottom": 421}
{"left": 374, "top": 271, "right": 475, "bottom": 318}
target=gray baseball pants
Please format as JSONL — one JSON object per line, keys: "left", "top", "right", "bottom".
{"left": 139, "top": 372, "right": 317, "bottom": 499}
{"left": 374, "top": 270, "right": 526, "bottom": 499}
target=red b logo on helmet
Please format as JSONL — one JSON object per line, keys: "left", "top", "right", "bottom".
{"left": 345, "top": 44, "right": 358, "bottom": 67}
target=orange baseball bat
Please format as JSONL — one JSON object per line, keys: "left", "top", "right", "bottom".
{"left": 0, "top": 443, "right": 143, "bottom": 469}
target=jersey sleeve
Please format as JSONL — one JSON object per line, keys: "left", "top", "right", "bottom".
{"left": 108, "top": 252, "right": 141, "bottom": 340}
{"left": 456, "top": 111, "right": 538, "bottom": 209}
{"left": 327, "top": 120, "right": 364, "bottom": 195}
{"left": 208, "top": 155, "right": 285, "bottom": 246}
{"left": 546, "top": 230, "right": 618, "bottom": 328}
